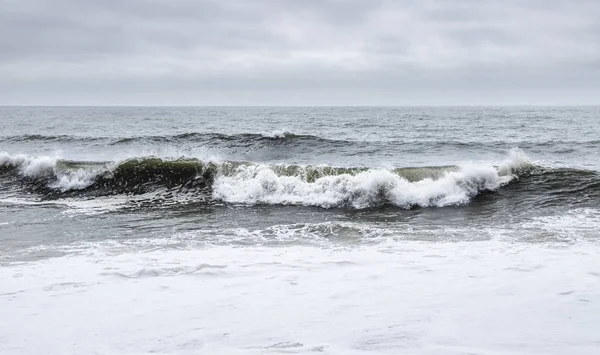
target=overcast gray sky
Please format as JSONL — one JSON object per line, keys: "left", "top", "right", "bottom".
{"left": 1, "top": 0, "right": 599, "bottom": 105}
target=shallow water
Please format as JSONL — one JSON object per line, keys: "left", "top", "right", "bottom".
{"left": 1, "top": 106, "right": 600, "bottom": 354}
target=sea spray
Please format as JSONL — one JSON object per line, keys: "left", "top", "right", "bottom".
{"left": 211, "top": 154, "right": 528, "bottom": 209}
{"left": 0, "top": 149, "right": 545, "bottom": 209}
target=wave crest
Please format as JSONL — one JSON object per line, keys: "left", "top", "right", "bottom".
{"left": 212, "top": 159, "right": 522, "bottom": 209}
{"left": 0, "top": 149, "right": 544, "bottom": 209}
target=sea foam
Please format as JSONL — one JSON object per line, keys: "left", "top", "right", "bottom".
{"left": 212, "top": 149, "right": 530, "bottom": 208}
{"left": 1, "top": 149, "right": 532, "bottom": 208}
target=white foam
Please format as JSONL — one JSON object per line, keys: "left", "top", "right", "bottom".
{"left": 1, "top": 151, "right": 226, "bottom": 194}
{"left": 51, "top": 166, "right": 108, "bottom": 191}
{"left": 0, "top": 151, "right": 58, "bottom": 178}
{"left": 2, "top": 241, "right": 600, "bottom": 355}
{"left": 0, "top": 149, "right": 531, "bottom": 208}
{"left": 59, "top": 196, "right": 130, "bottom": 216}
{"left": 265, "top": 129, "right": 293, "bottom": 138}
{"left": 520, "top": 208, "right": 600, "bottom": 242}
{"left": 1, "top": 151, "right": 102, "bottom": 191}
{"left": 497, "top": 147, "right": 533, "bottom": 175}
{"left": 212, "top": 149, "right": 528, "bottom": 208}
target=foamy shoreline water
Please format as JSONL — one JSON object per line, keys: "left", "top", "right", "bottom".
{"left": 2, "top": 106, "right": 600, "bottom": 354}
{"left": 2, "top": 241, "right": 599, "bottom": 355}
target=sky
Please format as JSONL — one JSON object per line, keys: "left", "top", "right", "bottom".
{"left": 1, "top": 0, "right": 599, "bottom": 106}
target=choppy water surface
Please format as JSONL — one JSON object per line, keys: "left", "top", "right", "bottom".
{"left": 1, "top": 106, "right": 600, "bottom": 354}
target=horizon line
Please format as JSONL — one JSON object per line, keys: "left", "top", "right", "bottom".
{"left": 1, "top": 104, "right": 599, "bottom": 108}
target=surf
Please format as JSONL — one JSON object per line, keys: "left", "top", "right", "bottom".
{"left": 1, "top": 149, "right": 555, "bottom": 209}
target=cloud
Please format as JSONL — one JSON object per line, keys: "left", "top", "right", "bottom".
{"left": 0, "top": 0, "right": 599, "bottom": 105}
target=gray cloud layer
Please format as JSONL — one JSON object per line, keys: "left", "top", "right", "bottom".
{"left": 1, "top": 0, "right": 599, "bottom": 105}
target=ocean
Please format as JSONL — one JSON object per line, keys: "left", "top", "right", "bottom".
{"left": 1, "top": 106, "right": 600, "bottom": 354}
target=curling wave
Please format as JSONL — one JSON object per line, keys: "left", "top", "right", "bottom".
{"left": 2, "top": 149, "right": 592, "bottom": 209}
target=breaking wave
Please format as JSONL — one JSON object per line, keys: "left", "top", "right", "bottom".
{"left": 2, "top": 149, "right": 595, "bottom": 209}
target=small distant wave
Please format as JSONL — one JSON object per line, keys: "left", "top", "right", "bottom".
{"left": 1, "top": 134, "right": 105, "bottom": 143}
{"left": 4, "top": 134, "right": 600, "bottom": 159}
{"left": 5, "top": 132, "right": 600, "bottom": 146}
{"left": 0, "top": 131, "right": 346, "bottom": 146}
{"left": 110, "top": 131, "right": 350, "bottom": 149}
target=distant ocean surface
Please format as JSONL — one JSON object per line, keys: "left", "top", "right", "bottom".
{"left": 2, "top": 106, "right": 600, "bottom": 354}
